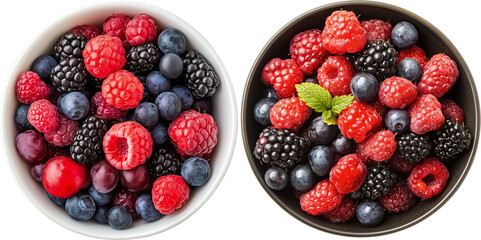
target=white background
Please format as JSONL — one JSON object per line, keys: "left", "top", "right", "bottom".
{"left": 1, "top": 0, "right": 480, "bottom": 239}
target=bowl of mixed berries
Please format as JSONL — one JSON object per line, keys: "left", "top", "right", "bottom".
{"left": 3, "top": 2, "right": 236, "bottom": 239}
{"left": 242, "top": 1, "right": 478, "bottom": 236}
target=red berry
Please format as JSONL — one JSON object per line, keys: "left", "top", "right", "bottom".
{"left": 329, "top": 154, "right": 367, "bottom": 194}
{"left": 29, "top": 162, "right": 45, "bottom": 182}
{"left": 357, "top": 130, "right": 396, "bottom": 162}
{"left": 300, "top": 179, "right": 344, "bottom": 215}
{"left": 83, "top": 35, "right": 126, "bottom": 79}
{"left": 103, "top": 121, "right": 153, "bottom": 170}
{"left": 120, "top": 164, "right": 151, "bottom": 192}
{"left": 322, "top": 197, "right": 357, "bottom": 223}
{"left": 338, "top": 100, "right": 382, "bottom": 143}
{"left": 152, "top": 175, "right": 190, "bottom": 215}
{"left": 317, "top": 56, "right": 355, "bottom": 96}
{"left": 69, "top": 24, "right": 101, "bottom": 40}
{"left": 380, "top": 180, "right": 416, "bottom": 213}
{"left": 16, "top": 71, "right": 50, "bottom": 104}
{"left": 125, "top": 14, "right": 158, "bottom": 46}
{"left": 261, "top": 58, "right": 303, "bottom": 98}
{"left": 101, "top": 70, "right": 144, "bottom": 110}
{"left": 418, "top": 53, "right": 459, "bottom": 98}
{"left": 15, "top": 130, "right": 46, "bottom": 163}
{"left": 321, "top": 10, "right": 366, "bottom": 55}
{"left": 90, "top": 92, "right": 127, "bottom": 120}
{"left": 407, "top": 157, "right": 449, "bottom": 199}
{"left": 361, "top": 19, "right": 392, "bottom": 43}
{"left": 103, "top": 14, "right": 132, "bottom": 49}
{"left": 387, "top": 152, "right": 416, "bottom": 174}
{"left": 439, "top": 98, "right": 464, "bottom": 124}
{"left": 44, "top": 115, "right": 78, "bottom": 147}
{"left": 289, "top": 29, "right": 330, "bottom": 75}
{"left": 90, "top": 160, "right": 119, "bottom": 193}
{"left": 113, "top": 189, "right": 139, "bottom": 218}
{"left": 408, "top": 94, "right": 444, "bottom": 134}
{"left": 44, "top": 144, "right": 70, "bottom": 160}
{"left": 397, "top": 45, "right": 428, "bottom": 68}
{"left": 42, "top": 156, "right": 88, "bottom": 198}
{"left": 28, "top": 99, "right": 59, "bottom": 133}
{"left": 378, "top": 76, "right": 418, "bottom": 109}
{"left": 270, "top": 96, "right": 312, "bottom": 131}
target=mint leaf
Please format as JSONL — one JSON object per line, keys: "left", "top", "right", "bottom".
{"left": 331, "top": 95, "right": 355, "bottom": 114}
{"left": 322, "top": 110, "right": 337, "bottom": 125}
{"left": 322, "top": 110, "right": 332, "bottom": 120}
{"left": 296, "top": 83, "right": 331, "bottom": 112}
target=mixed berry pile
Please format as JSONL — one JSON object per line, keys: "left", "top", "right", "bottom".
{"left": 15, "top": 13, "right": 220, "bottom": 230}
{"left": 253, "top": 10, "right": 471, "bottom": 227}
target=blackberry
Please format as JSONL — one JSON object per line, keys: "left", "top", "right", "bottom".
{"left": 350, "top": 164, "right": 397, "bottom": 200}
{"left": 51, "top": 57, "right": 89, "bottom": 93}
{"left": 53, "top": 33, "right": 87, "bottom": 61}
{"left": 125, "top": 43, "right": 162, "bottom": 74}
{"left": 354, "top": 39, "right": 397, "bottom": 80}
{"left": 253, "top": 127, "right": 308, "bottom": 170}
{"left": 397, "top": 133, "right": 432, "bottom": 163}
{"left": 148, "top": 147, "right": 181, "bottom": 179}
{"left": 434, "top": 120, "right": 471, "bottom": 161}
{"left": 182, "top": 50, "right": 220, "bottom": 99}
{"left": 70, "top": 116, "right": 108, "bottom": 165}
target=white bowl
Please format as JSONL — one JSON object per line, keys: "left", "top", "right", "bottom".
{"left": 1, "top": 2, "right": 237, "bottom": 239}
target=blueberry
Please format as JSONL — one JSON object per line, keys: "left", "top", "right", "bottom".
{"left": 397, "top": 58, "right": 422, "bottom": 83}
{"left": 253, "top": 97, "right": 277, "bottom": 126}
{"left": 15, "top": 105, "right": 33, "bottom": 130}
{"left": 290, "top": 164, "right": 317, "bottom": 194}
{"left": 31, "top": 55, "right": 57, "bottom": 81}
{"left": 307, "top": 116, "right": 340, "bottom": 145}
{"left": 58, "top": 92, "right": 89, "bottom": 120}
{"left": 331, "top": 134, "right": 356, "bottom": 155}
{"left": 141, "top": 85, "right": 151, "bottom": 103}
{"left": 94, "top": 206, "right": 110, "bottom": 224}
{"left": 47, "top": 192, "right": 66, "bottom": 206}
{"left": 108, "top": 206, "right": 132, "bottom": 230}
{"left": 171, "top": 85, "right": 194, "bottom": 110}
{"left": 181, "top": 157, "right": 211, "bottom": 187}
{"left": 391, "top": 21, "right": 418, "bottom": 49}
{"left": 308, "top": 145, "right": 335, "bottom": 177}
{"left": 350, "top": 72, "right": 379, "bottom": 102}
{"left": 157, "top": 28, "right": 186, "bottom": 55}
{"left": 146, "top": 71, "right": 171, "bottom": 96}
{"left": 88, "top": 185, "right": 113, "bottom": 206}
{"left": 136, "top": 193, "right": 162, "bottom": 222}
{"left": 134, "top": 102, "right": 160, "bottom": 128}
{"left": 384, "top": 109, "right": 410, "bottom": 134}
{"left": 263, "top": 87, "right": 279, "bottom": 99}
{"left": 155, "top": 92, "right": 182, "bottom": 121}
{"left": 159, "top": 53, "right": 183, "bottom": 79}
{"left": 303, "top": 77, "right": 319, "bottom": 85}
{"left": 264, "top": 167, "right": 288, "bottom": 190}
{"left": 65, "top": 193, "right": 96, "bottom": 221}
{"left": 191, "top": 98, "right": 212, "bottom": 114}
{"left": 356, "top": 201, "right": 385, "bottom": 227}
{"left": 57, "top": 94, "right": 67, "bottom": 114}
{"left": 149, "top": 122, "right": 168, "bottom": 145}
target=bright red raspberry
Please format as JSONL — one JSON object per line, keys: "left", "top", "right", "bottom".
{"left": 397, "top": 45, "right": 428, "bottom": 68}
{"left": 16, "top": 71, "right": 50, "bottom": 104}
{"left": 113, "top": 189, "right": 139, "bottom": 218}
{"left": 317, "top": 56, "right": 355, "bottom": 96}
{"left": 125, "top": 14, "right": 158, "bottom": 46}
{"left": 329, "top": 154, "right": 367, "bottom": 194}
{"left": 361, "top": 19, "right": 392, "bottom": 43}
{"left": 289, "top": 29, "right": 331, "bottom": 75}
{"left": 387, "top": 152, "right": 416, "bottom": 174}
{"left": 378, "top": 76, "right": 418, "bottom": 109}
{"left": 439, "top": 98, "right": 464, "bottom": 124}
{"left": 321, "top": 10, "right": 366, "bottom": 55}
{"left": 101, "top": 70, "right": 143, "bottom": 110}
{"left": 380, "top": 180, "right": 416, "bottom": 213}
{"left": 69, "top": 24, "right": 101, "bottom": 40}
{"left": 418, "top": 54, "right": 459, "bottom": 98}
{"left": 152, "top": 175, "right": 190, "bottom": 215}
{"left": 322, "top": 197, "right": 357, "bottom": 223}
{"left": 28, "top": 99, "right": 59, "bottom": 133}
{"left": 300, "top": 179, "right": 344, "bottom": 215}
{"left": 103, "top": 121, "right": 153, "bottom": 170}
{"left": 409, "top": 94, "right": 444, "bottom": 134}
{"left": 270, "top": 96, "right": 312, "bottom": 131}
{"left": 357, "top": 130, "right": 396, "bottom": 162}
{"left": 103, "top": 14, "right": 132, "bottom": 49}
{"left": 261, "top": 58, "right": 303, "bottom": 98}
{"left": 408, "top": 157, "right": 449, "bottom": 199}
{"left": 44, "top": 115, "right": 78, "bottom": 147}
{"left": 83, "top": 35, "right": 126, "bottom": 79}
{"left": 338, "top": 100, "right": 382, "bottom": 143}
{"left": 168, "top": 110, "right": 218, "bottom": 157}
{"left": 90, "top": 92, "right": 127, "bottom": 120}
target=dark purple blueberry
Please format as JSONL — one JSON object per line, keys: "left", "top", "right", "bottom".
{"left": 307, "top": 116, "right": 340, "bottom": 145}
{"left": 263, "top": 87, "right": 279, "bottom": 99}
{"left": 191, "top": 98, "right": 211, "bottom": 114}
{"left": 65, "top": 193, "right": 96, "bottom": 221}
{"left": 308, "top": 145, "right": 335, "bottom": 177}
{"left": 356, "top": 201, "right": 385, "bottom": 227}
{"left": 94, "top": 206, "right": 110, "bottom": 224}
{"left": 134, "top": 102, "right": 160, "bottom": 128}
{"left": 31, "top": 55, "right": 57, "bottom": 81}
{"left": 171, "top": 85, "right": 194, "bottom": 110}
{"left": 58, "top": 92, "right": 89, "bottom": 120}
{"left": 135, "top": 194, "right": 162, "bottom": 222}
{"left": 146, "top": 71, "right": 171, "bottom": 96}
{"left": 264, "top": 167, "right": 288, "bottom": 190}
{"left": 397, "top": 58, "right": 422, "bottom": 83}
{"left": 113, "top": 190, "right": 138, "bottom": 218}
{"left": 350, "top": 72, "right": 379, "bottom": 102}
{"left": 391, "top": 21, "right": 418, "bottom": 49}
{"left": 29, "top": 162, "right": 45, "bottom": 182}
{"left": 290, "top": 164, "right": 317, "bottom": 194}
{"left": 331, "top": 134, "right": 356, "bottom": 155}
{"left": 157, "top": 28, "right": 186, "bottom": 55}
{"left": 15, "top": 104, "right": 34, "bottom": 130}
{"left": 303, "top": 77, "right": 319, "bottom": 84}
{"left": 47, "top": 192, "right": 66, "bottom": 206}
{"left": 159, "top": 53, "right": 183, "bottom": 79}
{"left": 253, "top": 97, "right": 277, "bottom": 126}
{"left": 108, "top": 206, "right": 132, "bottom": 230}
{"left": 15, "top": 130, "right": 46, "bottom": 163}
{"left": 149, "top": 122, "right": 168, "bottom": 145}
{"left": 88, "top": 184, "right": 113, "bottom": 206}
{"left": 384, "top": 109, "right": 410, "bottom": 134}
{"left": 155, "top": 92, "right": 182, "bottom": 120}
{"left": 181, "top": 157, "right": 211, "bottom": 187}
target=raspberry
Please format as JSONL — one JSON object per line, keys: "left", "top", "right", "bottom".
{"left": 321, "top": 10, "right": 366, "bottom": 55}
{"left": 357, "top": 130, "right": 396, "bottom": 162}
{"left": 360, "top": 19, "right": 392, "bottom": 43}
{"left": 322, "top": 197, "right": 357, "bottom": 223}
{"left": 300, "top": 179, "right": 344, "bottom": 215}
{"left": 317, "top": 56, "right": 355, "bottom": 96}
{"left": 338, "top": 100, "right": 382, "bottom": 143}
{"left": 378, "top": 76, "right": 418, "bottom": 109}
{"left": 101, "top": 70, "right": 144, "bottom": 110}
{"left": 270, "top": 96, "right": 312, "bottom": 131}
{"left": 103, "top": 121, "right": 153, "bottom": 170}
{"left": 125, "top": 14, "right": 158, "bottom": 46}
{"left": 409, "top": 94, "right": 444, "bottom": 134}
{"left": 103, "top": 14, "right": 132, "bottom": 49}
{"left": 69, "top": 24, "right": 101, "bottom": 40}
{"left": 407, "top": 157, "right": 449, "bottom": 199}
{"left": 89, "top": 92, "right": 127, "bottom": 120}
{"left": 168, "top": 110, "right": 218, "bottom": 157}
{"left": 387, "top": 152, "right": 416, "bottom": 174}
{"left": 28, "top": 99, "right": 59, "bottom": 133}
{"left": 152, "top": 175, "right": 190, "bottom": 215}
{"left": 16, "top": 71, "right": 50, "bottom": 104}
{"left": 368, "top": 98, "right": 388, "bottom": 119}
{"left": 418, "top": 54, "right": 459, "bottom": 98}
{"left": 44, "top": 115, "right": 78, "bottom": 147}
{"left": 380, "top": 180, "right": 416, "bottom": 213}
{"left": 329, "top": 154, "right": 367, "bottom": 194}
{"left": 113, "top": 189, "right": 138, "bottom": 218}
{"left": 261, "top": 58, "right": 303, "bottom": 98}
{"left": 397, "top": 45, "right": 428, "bottom": 68}
{"left": 83, "top": 35, "right": 126, "bottom": 79}
{"left": 439, "top": 98, "right": 464, "bottom": 124}
{"left": 289, "top": 29, "right": 330, "bottom": 75}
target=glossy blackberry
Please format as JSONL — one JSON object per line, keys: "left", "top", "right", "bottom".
{"left": 148, "top": 147, "right": 181, "bottom": 179}
{"left": 397, "top": 133, "right": 432, "bottom": 163}
{"left": 354, "top": 39, "right": 397, "bottom": 80}
{"left": 53, "top": 33, "right": 87, "bottom": 61}
{"left": 434, "top": 120, "right": 471, "bottom": 161}
{"left": 70, "top": 116, "right": 108, "bottom": 165}
{"left": 253, "top": 127, "right": 308, "bottom": 170}
{"left": 125, "top": 43, "right": 162, "bottom": 74}
{"left": 182, "top": 50, "right": 220, "bottom": 99}
{"left": 351, "top": 164, "right": 397, "bottom": 200}
{"left": 51, "top": 57, "right": 89, "bottom": 93}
